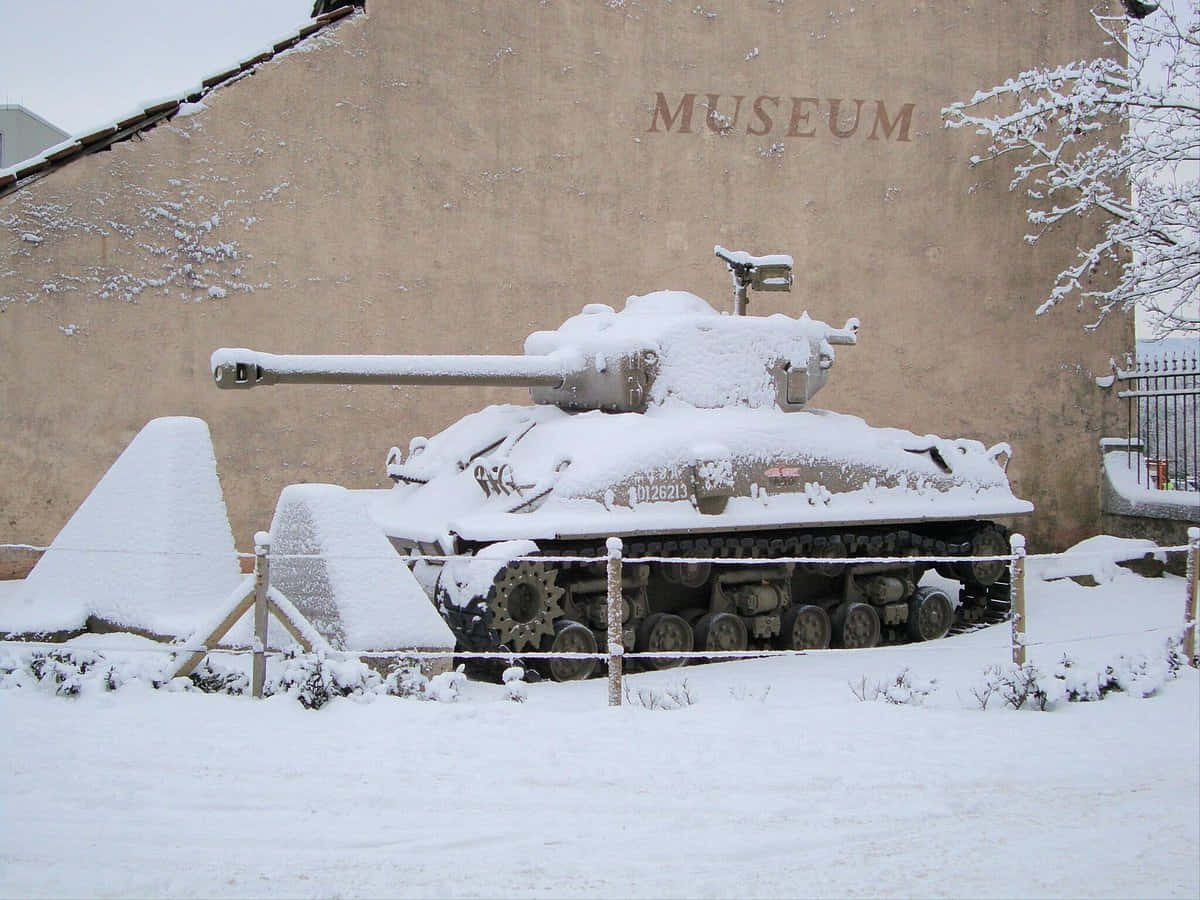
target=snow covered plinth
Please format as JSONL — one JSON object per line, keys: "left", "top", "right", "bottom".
{"left": 266, "top": 484, "right": 454, "bottom": 657}
{"left": 0, "top": 417, "right": 242, "bottom": 638}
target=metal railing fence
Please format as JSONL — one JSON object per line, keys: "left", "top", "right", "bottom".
{"left": 1099, "top": 349, "right": 1200, "bottom": 491}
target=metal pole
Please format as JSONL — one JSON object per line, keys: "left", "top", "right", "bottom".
{"left": 1010, "top": 533, "right": 1027, "bottom": 666}
{"left": 606, "top": 536, "right": 624, "bottom": 707}
{"left": 1185, "top": 527, "right": 1199, "bottom": 668}
{"left": 733, "top": 282, "right": 748, "bottom": 316}
{"left": 252, "top": 531, "right": 271, "bottom": 698}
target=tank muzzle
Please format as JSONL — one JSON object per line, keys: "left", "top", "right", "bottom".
{"left": 213, "top": 358, "right": 263, "bottom": 389}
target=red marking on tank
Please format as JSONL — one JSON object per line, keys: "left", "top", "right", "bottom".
{"left": 765, "top": 466, "right": 805, "bottom": 479}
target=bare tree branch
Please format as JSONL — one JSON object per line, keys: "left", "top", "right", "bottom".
{"left": 943, "top": 2, "right": 1199, "bottom": 336}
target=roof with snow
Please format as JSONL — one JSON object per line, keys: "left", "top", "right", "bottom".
{"left": 0, "top": 4, "right": 359, "bottom": 200}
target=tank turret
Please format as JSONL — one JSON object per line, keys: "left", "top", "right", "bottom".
{"left": 212, "top": 249, "right": 859, "bottom": 413}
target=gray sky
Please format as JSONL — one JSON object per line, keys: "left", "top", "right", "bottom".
{"left": 0, "top": 0, "right": 314, "bottom": 135}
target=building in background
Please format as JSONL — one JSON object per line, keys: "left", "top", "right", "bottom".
{"left": 0, "top": 2, "right": 1135, "bottom": 560}
{"left": 0, "top": 105, "right": 69, "bottom": 169}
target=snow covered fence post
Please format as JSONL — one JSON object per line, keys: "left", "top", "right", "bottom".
{"left": 252, "top": 531, "right": 271, "bottom": 698}
{"left": 606, "top": 536, "right": 623, "bottom": 707}
{"left": 1010, "top": 533, "right": 1027, "bottom": 666}
{"left": 1186, "top": 527, "right": 1199, "bottom": 669}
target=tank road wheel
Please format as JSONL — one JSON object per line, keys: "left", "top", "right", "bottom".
{"left": 779, "top": 604, "right": 832, "bottom": 650}
{"left": 831, "top": 601, "right": 881, "bottom": 649}
{"left": 957, "top": 526, "right": 1010, "bottom": 588}
{"left": 546, "top": 620, "right": 598, "bottom": 682}
{"left": 907, "top": 586, "right": 954, "bottom": 642}
{"left": 694, "top": 612, "right": 748, "bottom": 655}
{"left": 636, "top": 612, "right": 694, "bottom": 670}
{"left": 488, "top": 561, "right": 566, "bottom": 653}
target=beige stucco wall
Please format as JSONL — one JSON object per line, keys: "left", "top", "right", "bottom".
{"left": 0, "top": 1, "right": 1129, "bottom": 559}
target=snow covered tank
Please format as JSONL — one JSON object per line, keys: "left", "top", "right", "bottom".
{"left": 212, "top": 247, "right": 1031, "bottom": 680}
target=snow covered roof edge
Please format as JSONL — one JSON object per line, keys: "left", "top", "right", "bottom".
{"left": 0, "top": 4, "right": 360, "bottom": 198}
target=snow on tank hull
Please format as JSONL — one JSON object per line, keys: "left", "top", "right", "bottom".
{"left": 370, "top": 401, "right": 1029, "bottom": 680}
{"left": 370, "top": 403, "right": 1029, "bottom": 547}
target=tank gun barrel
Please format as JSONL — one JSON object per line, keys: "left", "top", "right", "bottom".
{"left": 212, "top": 348, "right": 566, "bottom": 390}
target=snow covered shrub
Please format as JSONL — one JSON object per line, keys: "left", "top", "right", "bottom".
{"left": 1053, "top": 654, "right": 1103, "bottom": 702}
{"left": 380, "top": 662, "right": 429, "bottom": 699}
{"left": 623, "top": 679, "right": 697, "bottom": 710}
{"left": 849, "top": 669, "right": 936, "bottom": 705}
{"left": 28, "top": 648, "right": 107, "bottom": 697}
{"left": 502, "top": 665, "right": 528, "bottom": 703}
{"left": 1102, "top": 656, "right": 1165, "bottom": 698}
{"left": 1053, "top": 646, "right": 1178, "bottom": 703}
{"left": 967, "top": 676, "right": 996, "bottom": 710}
{"left": 187, "top": 658, "right": 249, "bottom": 695}
{"left": 1164, "top": 636, "right": 1186, "bottom": 679}
{"left": 268, "top": 651, "right": 381, "bottom": 710}
{"left": 848, "top": 675, "right": 878, "bottom": 702}
{"left": 976, "top": 663, "right": 1050, "bottom": 711}
{"left": 2, "top": 648, "right": 165, "bottom": 695}
{"left": 377, "top": 663, "right": 467, "bottom": 702}
{"left": 880, "top": 669, "right": 937, "bottom": 706}
{"left": 728, "top": 683, "right": 771, "bottom": 703}
{"left": 0, "top": 649, "right": 31, "bottom": 690}
{"left": 423, "top": 667, "right": 466, "bottom": 703}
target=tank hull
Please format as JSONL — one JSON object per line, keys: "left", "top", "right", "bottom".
{"left": 370, "top": 402, "right": 1028, "bottom": 678}
{"left": 371, "top": 403, "right": 1029, "bottom": 547}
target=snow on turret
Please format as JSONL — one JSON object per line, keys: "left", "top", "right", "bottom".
{"left": 211, "top": 250, "right": 858, "bottom": 413}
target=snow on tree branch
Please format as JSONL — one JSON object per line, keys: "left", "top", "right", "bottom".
{"left": 943, "top": 2, "right": 1199, "bottom": 336}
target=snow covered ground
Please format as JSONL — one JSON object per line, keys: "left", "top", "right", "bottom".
{"left": 1, "top": 562, "right": 1197, "bottom": 899}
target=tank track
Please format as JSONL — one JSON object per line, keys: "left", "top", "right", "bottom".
{"left": 443, "top": 521, "right": 1012, "bottom": 675}
{"left": 548, "top": 525, "right": 970, "bottom": 566}
{"left": 951, "top": 568, "right": 1012, "bottom": 633}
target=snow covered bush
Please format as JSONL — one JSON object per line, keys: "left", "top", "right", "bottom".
{"left": 971, "top": 639, "right": 1186, "bottom": 711}
{"left": 623, "top": 679, "right": 697, "bottom": 710}
{"left": 849, "top": 668, "right": 938, "bottom": 705}
{"left": 379, "top": 662, "right": 473, "bottom": 703}
{"left": 1164, "top": 634, "right": 1187, "bottom": 676}
{"left": 0, "top": 649, "right": 25, "bottom": 689}
{"left": 1054, "top": 643, "right": 1182, "bottom": 701}
{"left": 973, "top": 663, "right": 1051, "bottom": 711}
{"left": 26, "top": 648, "right": 111, "bottom": 697}
{"left": 728, "top": 683, "right": 772, "bottom": 703}
{"left": 187, "top": 658, "right": 249, "bottom": 695}
{"left": 423, "top": 667, "right": 466, "bottom": 703}
{"left": 380, "top": 662, "right": 430, "bottom": 699}
{"left": 502, "top": 665, "right": 528, "bottom": 703}
{"left": 268, "top": 650, "right": 381, "bottom": 710}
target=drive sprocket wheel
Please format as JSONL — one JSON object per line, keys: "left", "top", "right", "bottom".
{"left": 487, "top": 561, "right": 566, "bottom": 652}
